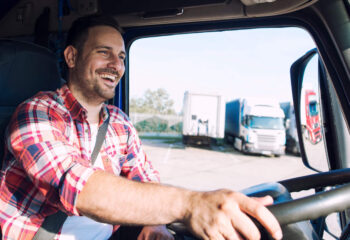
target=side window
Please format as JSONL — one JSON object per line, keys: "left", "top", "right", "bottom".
{"left": 128, "top": 27, "right": 318, "bottom": 191}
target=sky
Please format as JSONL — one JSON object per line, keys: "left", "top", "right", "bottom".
{"left": 129, "top": 27, "right": 317, "bottom": 113}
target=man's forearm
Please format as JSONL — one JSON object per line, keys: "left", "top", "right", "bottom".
{"left": 76, "top": 170, "right": 283, "bottom": 240}
{"left": 76, "top": 170, "right": 192, "bottom": 225}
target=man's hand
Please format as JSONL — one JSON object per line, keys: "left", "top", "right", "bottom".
{"left": 137, "top": 225, "right": 174, "bottom": 240}
{"left": 185, "top": 190, "right": 282, "bottom": 240}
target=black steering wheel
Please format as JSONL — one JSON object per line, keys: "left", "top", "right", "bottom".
{"left": 168, "top": 168, "right": 350, "bottom": 239}
{"left": 271, "top": 168, "right": 350, "bottom": 225}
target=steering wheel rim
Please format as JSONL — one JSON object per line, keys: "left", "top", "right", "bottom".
{"left": 269, "top": 182, "right": 350, "bottom": 225}
{"left": 278, "top": 168, "right": 350, "bottom": 192}
{"left": 269, "top": 168, "right": 350, "bottom": 225}
{"left": 168, "top": 168, "right": 350, "bottom": 238}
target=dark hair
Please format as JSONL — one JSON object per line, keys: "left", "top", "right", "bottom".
{"left": 65, "top": 14, "right": 123, "bottom": 52}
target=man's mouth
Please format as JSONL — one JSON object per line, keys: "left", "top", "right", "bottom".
{"left": 96, "top": 69, "right": 120, "bottom": 86}
{"left": 99, "top": 73, "right": 117, "bottom": 82}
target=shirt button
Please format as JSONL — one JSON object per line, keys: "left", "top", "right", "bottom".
{"left": 85, "top": 129, "right": 88, "bottom": 133}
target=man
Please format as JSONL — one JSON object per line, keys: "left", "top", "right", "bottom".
{"left": 0, "top": 15, "right": 282, "bottom": 240}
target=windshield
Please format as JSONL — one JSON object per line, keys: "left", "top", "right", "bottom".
{"left": 247, "top": 116, "right": 284, "bottom": 130}
{"left": 309, "top": 101, "right": 319, "bottom": 116}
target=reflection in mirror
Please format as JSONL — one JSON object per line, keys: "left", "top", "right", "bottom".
{"left": 301, "top": 54, "right": 328, "bottom": 171}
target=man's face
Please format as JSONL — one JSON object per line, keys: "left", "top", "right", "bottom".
{"left": 68, "top": 25, "right": 126, "bottom": 103}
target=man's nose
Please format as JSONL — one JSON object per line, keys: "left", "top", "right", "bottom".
{"left": 107, "top": 55, "right": 124, "bottom": 71}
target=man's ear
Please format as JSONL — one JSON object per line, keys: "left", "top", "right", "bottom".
{"left": 64, "top": 45, "right": 78, "bottom": 68}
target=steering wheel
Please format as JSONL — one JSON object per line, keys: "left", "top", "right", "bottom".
{"left": 168, "top": 168, "right": 350, "bottom": 239}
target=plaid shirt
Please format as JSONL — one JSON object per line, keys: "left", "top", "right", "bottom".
{"left": 0, "top": 84, "right": 159, "bottom": 240}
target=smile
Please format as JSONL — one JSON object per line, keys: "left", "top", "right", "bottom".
{"left": 99, "top": 73, "right": 117, "bottom": 81}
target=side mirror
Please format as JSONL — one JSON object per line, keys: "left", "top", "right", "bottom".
{"left": 290, "top": 49, "right": 328, "bottom": 172}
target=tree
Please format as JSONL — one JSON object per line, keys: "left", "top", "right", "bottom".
{"left": 130, "top": 88, "right": 176, "bottom": 115}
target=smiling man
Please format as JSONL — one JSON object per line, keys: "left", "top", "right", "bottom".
{"left": 0, "top": 15, "right": 282, "bottom": 240}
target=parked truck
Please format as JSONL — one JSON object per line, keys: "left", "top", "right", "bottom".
{"left": 300, "top": 88, "right": 322, "bottom": 144}
{"left": 182, "top": 91, "right": 225, "bottom": 145}
{"left": 225, "top": 98, "right": 286, "bottom": 156}
{"left": 280, "top": 102, "right": 300, "bottom": 155}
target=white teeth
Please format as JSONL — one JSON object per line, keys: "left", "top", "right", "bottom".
{"left": 100, "top": 73, "right": 116, "bottom": 81}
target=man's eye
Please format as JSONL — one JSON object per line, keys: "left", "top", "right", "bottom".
{"left": 119, "top": 55, "right": 126, "bottom": 61}
{"left": 98, "top": 51, "right": 108, "bottom": 55}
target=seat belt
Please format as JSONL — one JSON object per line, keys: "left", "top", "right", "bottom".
{"left": 33, "top": 113, "right": 110, "bottom": 240}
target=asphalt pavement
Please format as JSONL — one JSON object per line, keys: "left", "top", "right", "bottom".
{"left": 141, "top": 138, "right": 340, "bottom": 239}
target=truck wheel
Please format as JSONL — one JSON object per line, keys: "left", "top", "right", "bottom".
{"left": 182, "top": 136, "right": 188, "bottom": 145}
{"left": 293, "top": 146, "right": 299, "bottom": 155}
{"left": 241, "top": 141, "right": 247, "bottom": 154}
{"left": 224, "top": 135, "right": 228, "bottom": 144}
{"left": 234, "top": 138, "right": 246, "bottom": 154}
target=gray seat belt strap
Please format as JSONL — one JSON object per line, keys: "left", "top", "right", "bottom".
{"left": 33, "top": 113, "right": 110, "bottom": 240}
{"left": 90, "top": 114, "right": 109, "bottom": 165}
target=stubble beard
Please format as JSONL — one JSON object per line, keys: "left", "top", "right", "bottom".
{"left": 80, "top": 76, "right": 116, "bottom": 104}
{"left": 72, "top": 65, "right": 116, "bottom": 104}
{"left": 93, "top": 79, "right": 116, "bottom": 101}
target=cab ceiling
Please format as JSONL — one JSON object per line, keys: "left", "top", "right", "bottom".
{"left": 0, "top": 0, "right": 317, "bottom": 37}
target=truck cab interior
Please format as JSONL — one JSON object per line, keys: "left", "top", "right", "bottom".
{"left": 1, "top": 0, "right": 350, "bottom": 239}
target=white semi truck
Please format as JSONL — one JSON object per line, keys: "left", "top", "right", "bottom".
{"left": 182, "top": 91, "right": 225, "bottom": 145}
{"left": 225, "top": 98, "right": 286, "bottom": 156}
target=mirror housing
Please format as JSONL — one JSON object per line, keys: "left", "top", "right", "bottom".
{"left": 290, "top": 48, "right": 320, "bottom": 172}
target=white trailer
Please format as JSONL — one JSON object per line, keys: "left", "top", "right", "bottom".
{"left": 182, "top": 91, "right": 225, "bottom": 145}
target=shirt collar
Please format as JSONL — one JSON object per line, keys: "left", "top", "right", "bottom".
{"left": 99, "top": 105, "right": 109, "bottom": 125}
{"left": 58, "top": 84, "right": 109, "bottom": 124}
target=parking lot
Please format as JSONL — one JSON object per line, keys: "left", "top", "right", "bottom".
{"left": 141, "top": 137, "right": 340, "bottom": 238}
{"left": 142, "top": 138, "right": 314, "bottom": 191}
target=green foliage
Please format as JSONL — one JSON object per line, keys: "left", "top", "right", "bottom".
{"left": 130, "top": 88, "right": 176, "bottom": 114}
{"left": 170, "top": 122, "right": 182, "bottom": 133}
{"left": 135, "top": 116, "right": 168, "bottom": 132}
{"left": 135, "top": 116, "right": 183, "bottom": 133}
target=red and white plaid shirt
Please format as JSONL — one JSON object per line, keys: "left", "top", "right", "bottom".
{"left": 0, "top": 84, "right": 159, "bottom": 240}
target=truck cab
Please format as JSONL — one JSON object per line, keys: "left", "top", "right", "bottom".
{"left": 1, "top": 0, "right": 350, "bottom": 239}
{"left": 303, "top": 89, "right": 322, "bottom": 144}
{"left": 226, "top": 98, "right": 286, "bottom": 156}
